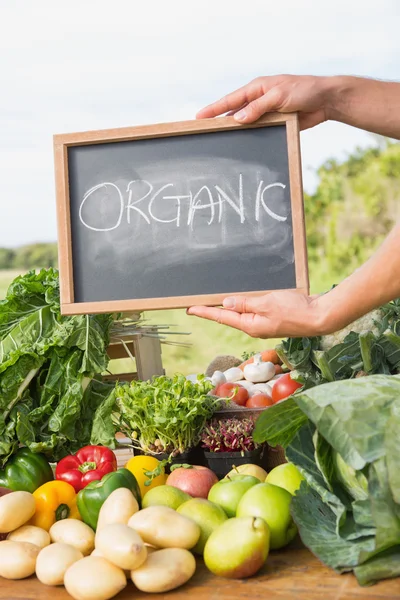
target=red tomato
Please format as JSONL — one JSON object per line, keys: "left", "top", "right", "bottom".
{"left": 215, "top": 382, "right": 249, "bottom": 406}
{"left": 271, "top": 374, "right": 303, "bottom": 403}
{"left": 245, "top": 394, "right": 274, "bottom": 408}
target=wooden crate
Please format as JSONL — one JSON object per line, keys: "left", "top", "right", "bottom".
{"left": 114, "top": 434, "right": 135, "bottom": 468}
{"left": 104, "top": 325, "right": 165, "bottom": 383}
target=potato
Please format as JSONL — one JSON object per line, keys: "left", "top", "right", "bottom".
{"left": 95, "top": 523, "right": 147, "bottom": 570}
{"left": 36, "top": 542, "right": 83, "bottom": 586}
{"left": 0, "top": 491, "right": 36, "bottom": 533}
{"left": 0, "top": 540, "right": 40, "bottom": 579}
{"left": 96, "top": 488, "right": 139, "bottom": 531}
{"left": 49, "top": 519, "right": 95, "bottom": 556}
{"left": 131, "top": 548, "right": 196, "bottom": 593}
{"left": 64, "top": 556, "right": 126, "bottom": 600}
{"left": 145, "top": 544, "right": 158, "bottom": 554}
{"left": 91, "top": 547, "right": 130, "bottom": 577}
{"left": 8, "top": 525, "right": 51, "bottom": 549}
{"left": 128, "top": 506, "right": 200, "bottom": 549}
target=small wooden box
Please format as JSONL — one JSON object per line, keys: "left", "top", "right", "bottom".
{"left": 104, "top": 324, "right": 165, "bottom": 383}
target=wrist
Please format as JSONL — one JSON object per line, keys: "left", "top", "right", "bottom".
{"left": 311, "top": 291, "right": 344, "bottom": 336}
{"left": 321, "top": 75, "right": 358, "bottom": 123}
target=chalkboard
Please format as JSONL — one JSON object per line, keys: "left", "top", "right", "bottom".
{"left": 54, "top": 114, "right": 308, "bottom": 315}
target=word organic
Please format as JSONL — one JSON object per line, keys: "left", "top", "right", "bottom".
{"left": 79, "top": 174, "right": 288, "bottom": 232}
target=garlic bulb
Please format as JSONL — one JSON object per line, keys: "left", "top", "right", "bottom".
{"left": 223, "top": 367, "right": 244, "bottom": 383}
{"left": 210, "top": 370, "right": 226, "bottom": 387}
{"left": 243, "top": 354, "right": 275, "bottom": 383}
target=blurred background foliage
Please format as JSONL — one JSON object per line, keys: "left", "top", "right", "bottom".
{"left": 1, "top": 139, "right": 399, "bottom": 374}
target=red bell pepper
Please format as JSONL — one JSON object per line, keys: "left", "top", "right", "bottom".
{"left": 55, "top": 445, "right": 117, "bottom": 493}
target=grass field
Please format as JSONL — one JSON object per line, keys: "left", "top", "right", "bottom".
{"left": 0, "top": 265, "right": 335, "bottom": 376}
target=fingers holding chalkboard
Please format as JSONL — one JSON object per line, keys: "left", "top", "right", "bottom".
{"left": 187, "top": 291, "right": 324, "bottom": 339}
{"left": 196, "top": 74, "right": 329, "bottom": 130}
{"left": 196, "top": 78, "right": 265, "bottom": 120}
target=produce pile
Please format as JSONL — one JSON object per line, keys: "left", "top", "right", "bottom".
{"left": 2, "top": 267, "right": 400, "bottom": 593}
{"left": 208, "top": 349, "right": 302, "bottom": 408}
{"left": 0, "top": 442, "right": 302, "bottom": 599}
{"left": 0, "top": 268, "right": 116, "bottom": 466}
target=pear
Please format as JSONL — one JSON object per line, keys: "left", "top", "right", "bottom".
{"left": 265, "top": 463, "right": 305, "bottom": 496}
{"left": 208, "top": 474, "right": 260, "bottom": 518}
{"left": 142, "top": 485, "right": 191, "bottom": 510}
{"left": 203, "top": 516, "right": 269, "bottom": 579}
{"left": 236, "top": 482, "right": 297, "bottom": 549}
{"left": 177, "top": 498, "right": 228, "bottom": 554}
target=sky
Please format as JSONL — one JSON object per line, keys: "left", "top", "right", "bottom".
{"left": 1, "top": 0, "right": 399, "bottom": 247}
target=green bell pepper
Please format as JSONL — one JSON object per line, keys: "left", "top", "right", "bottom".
{"left": 0, "top": 447, "right": 54, "bottom": 493}
{"left": 77, "top": 467, "right": 141, "bottom": 530}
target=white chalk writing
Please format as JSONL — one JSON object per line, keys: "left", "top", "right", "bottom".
{"left": 79, "top": 175, "right": 287, "bottom": 232}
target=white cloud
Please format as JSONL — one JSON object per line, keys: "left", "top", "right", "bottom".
{"left": 0, "top": 0, "right": 399, "bottom": 245}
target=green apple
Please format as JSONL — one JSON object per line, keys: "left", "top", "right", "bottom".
{"left": 142, "top": 485, "right": 191, "bottom": 510}
{"left": 177, "top": 498, "right": 228, "bottom": 554}
{"left": 226, "top": 463, "right": 268, "bottom": 482}
{"left": 265, "top": 463, "right": 305, "bottom": 496}
{"left": 204, "top": 516, "right": 269, "bottom": 578}
{"left": 208, "top": 475, "right": 260, "bottom": 518}
{"left": 236, "top": 482, "right": 297, "bottom": 550}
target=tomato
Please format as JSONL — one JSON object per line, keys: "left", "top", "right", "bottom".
{"left": 245, "top": 394, "right": 274, "bottom": 408}
{"left": 271, "top": 373, "right": 303, "bottom": 403}
{"left": 215, "top": 382, "right": 249, "bottom": 406}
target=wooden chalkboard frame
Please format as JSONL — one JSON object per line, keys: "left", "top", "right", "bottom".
{"left": 54, "top": 113, "right": 309, "bottom": 315}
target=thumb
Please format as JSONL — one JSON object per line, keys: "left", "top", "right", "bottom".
{"left": 223, "top": 295, "right": 262, "bottom": 313}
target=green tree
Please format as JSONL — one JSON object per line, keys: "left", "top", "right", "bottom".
{"left": 0, "top": 248, "right": 16, "bottom": 269}
{"left": 305, "top": 139, "right": 400, "bottom": 281}
{"left": 13, "top": 243, "right": 58, "bottom": 270}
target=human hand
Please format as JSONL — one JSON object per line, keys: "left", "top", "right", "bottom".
{"left": 187, "top": 291, "right": 325, "bottom": 339}
{"left": 197, "top": 74, "right": 334, "bottom": 130}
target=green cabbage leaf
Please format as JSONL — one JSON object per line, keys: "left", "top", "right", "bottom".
{"left": 253, "top": 374, "right": 400, "bottom": 586}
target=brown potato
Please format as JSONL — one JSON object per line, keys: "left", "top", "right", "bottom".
{"left": 64, "top": 556, "right": 126, "bottom": 600}
{"left": 131, "top": 548, "right": 196, "bottom": 593}
{"left": 91, "top": 547, "right": 130, "bottom": 577}
{"left": 0, "top": 491, "right": 36, "bottom": 533}
{"left": 0, "top": 540, "right": 40, "bottom": 579}
{"left": 49, "top": 519, "right": 95, "bottom": 556}
{"left": 95, "top": 523, "right": 147, "bottom": 570}
{"left": 36, "top": 542, "right": 83, "bottom": 586}
{"left": 8, "top": 525, "right": 51, "bottom": 549}
{"left": 96, "top": 488, "right": 139, "bottom": 530}
{"left": 128, "top": 506, "right": 200, "bottom": 549}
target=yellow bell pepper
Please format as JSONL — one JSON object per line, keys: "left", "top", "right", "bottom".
{"left": 29, "top": 480, "right": 81, "bottom": 531}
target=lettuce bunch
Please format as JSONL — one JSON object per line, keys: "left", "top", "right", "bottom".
{"left": 0, "top": 269, "right": 116, "bottom": 465}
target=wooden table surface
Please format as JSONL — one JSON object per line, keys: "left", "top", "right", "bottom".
{"left": 2, "top": 543, "right": 399, "bottom": 600}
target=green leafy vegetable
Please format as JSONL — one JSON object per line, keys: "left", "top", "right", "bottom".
{"left": 253, "top": 374, "right": 400, "bottom": 585}
{"left": 275, "top": 300, "right": 400, "bottom": 386}
{"left": 0, "top": 269, "right": 116, "bottom": 465}
{"left": 115, "top": 374, "right": 219, "bottom": 457}
{"left": 253, "top": 397, "right": 307, "bottom": 448}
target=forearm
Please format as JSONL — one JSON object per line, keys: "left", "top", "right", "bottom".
{"left": 317, "top": 222, "right": 400, "bottom": 334}
{"left": 325, "top": 76, "right": 400, "bottom": 140}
